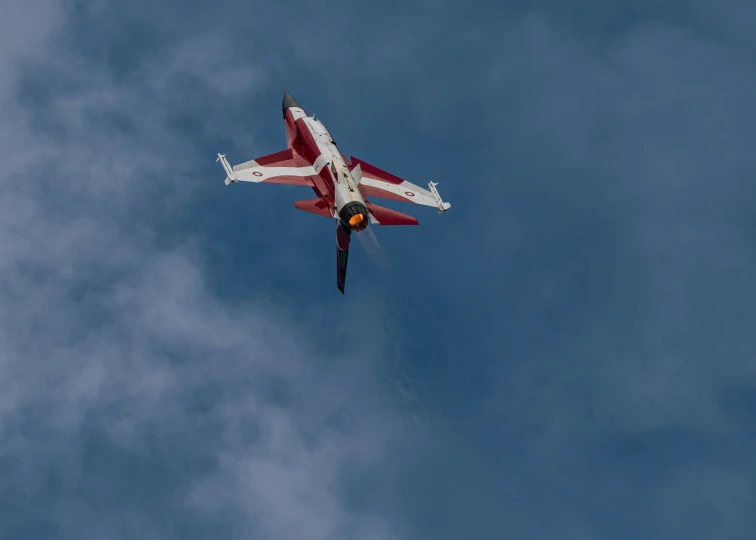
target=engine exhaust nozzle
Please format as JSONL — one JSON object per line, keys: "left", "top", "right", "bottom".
{"left": 339, "top": 201, "right": 369, "bottom": 232}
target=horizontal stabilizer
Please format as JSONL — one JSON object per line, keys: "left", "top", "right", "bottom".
{"left": 366, "top": 203, "right": 419, "bottom": 226}
{"left": 294, "top": 198, "right": 333, "bottom": 218}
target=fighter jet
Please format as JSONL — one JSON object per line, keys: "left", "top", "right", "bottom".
{"left": 217, "top": 92, "right": 451, "bottom": 294}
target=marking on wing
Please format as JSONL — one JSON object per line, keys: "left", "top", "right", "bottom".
{"left": 233, "top": 165, "right": 317, "bottom": 186}
{"left": 358, "top": 177, "right": 437, "bottom": 207}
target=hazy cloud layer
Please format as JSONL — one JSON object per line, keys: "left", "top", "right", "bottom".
{"left": 1, "top": 1, "right": 404, "bottom": 539}
{"left": 388, "top": 6, "right": 756, "bottom": 540}
{"left": 3, "top": 1, "right": 756, "bottom": 539}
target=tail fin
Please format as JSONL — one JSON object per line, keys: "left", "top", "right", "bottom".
{"left": 336, "top": 222, "right": 351, "bottom": 294}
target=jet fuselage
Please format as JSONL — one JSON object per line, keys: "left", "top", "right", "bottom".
{"left": 218, "top": 92, "right": 451, "bottom": 293}
{"left": 283, "top": 94, "right": 369, "bottom": 231}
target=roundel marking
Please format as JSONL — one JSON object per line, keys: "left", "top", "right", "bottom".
{"left": 405, "top": 191, "right": 415, "bottom": 197}
{"left": 253, "top": 171, "right": 264, "bottom": 177}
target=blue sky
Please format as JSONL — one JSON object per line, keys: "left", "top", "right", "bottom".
{"left": 2, "top": 0, "right": 756, "bottom": 539}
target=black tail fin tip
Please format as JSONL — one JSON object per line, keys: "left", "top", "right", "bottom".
{"left": 336, "top": 222, "right": 351, "bottom": 294}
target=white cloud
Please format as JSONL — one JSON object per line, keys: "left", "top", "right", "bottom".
{"left": 0, "top": 2, "right": 404, "bottom": 539}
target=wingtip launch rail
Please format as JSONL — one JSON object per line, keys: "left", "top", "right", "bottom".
{"left": 428, "top": 181, "right": 451, "bottom": 213}
{"left": 217, "top": 153, "right": 237, "bottom": 185}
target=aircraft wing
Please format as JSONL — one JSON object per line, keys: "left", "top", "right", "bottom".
{"left": 217, "top": 149, "right": 315, "bottom": 187}
{"left": 350, "top": 157, "right": 451, "bottom": 212}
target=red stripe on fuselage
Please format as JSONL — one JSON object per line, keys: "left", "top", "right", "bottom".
{"left": 292, "top": 117, "right": 335, "bottom": 205}
{"left": 295, "top": 118, "right": 320, "bottom": 162}
{"left": 285, "top": 109, "right": 298, "bottom": 148}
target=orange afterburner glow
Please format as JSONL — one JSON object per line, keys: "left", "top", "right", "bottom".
{"left": 349, "top": 213, "right": 365, "bottom": 228}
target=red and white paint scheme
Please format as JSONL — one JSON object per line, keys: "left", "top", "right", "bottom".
{"left": 217, "top": 93, "right": 451, "bottom": 294}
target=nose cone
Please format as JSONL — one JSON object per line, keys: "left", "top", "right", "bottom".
{"left": 282, "top": 92, "right": 304, "bottom": 116}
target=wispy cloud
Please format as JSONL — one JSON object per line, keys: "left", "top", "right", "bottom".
{"left": 1, "top": 2, "right": 404, "bottom": 538}
{"left": 6, "top": 0, "right": 756, "bottom": 538}
{"left": 425, "top": 8, "right": 756, "bottom": 538}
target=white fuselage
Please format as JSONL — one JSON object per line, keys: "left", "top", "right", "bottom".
{"left": 288, "top": 107, "right": 367, "bottom": 217}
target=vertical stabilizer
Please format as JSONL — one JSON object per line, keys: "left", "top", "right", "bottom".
{"left": 336, "top": 222, "right": 351, "bottom": 294}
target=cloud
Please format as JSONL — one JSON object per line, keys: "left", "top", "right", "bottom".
{"left": 481, "top": 9, "right": 756, "bottom": 422}
{"left": 398, "top": 8, "right": 756, "bottom": 538}
{"left": 277, "top": 3, "right": 756, "bottom": 538}
{"left": 7, "top": 1, "right": 755, "bottom": 539}
{"left": 0, "top": 2, "right": 404, "bottom": 539}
